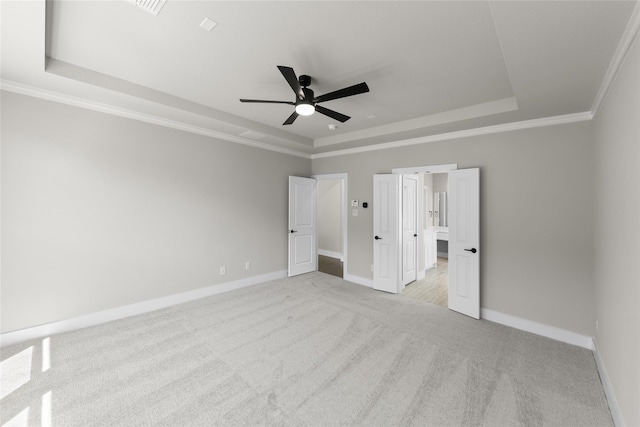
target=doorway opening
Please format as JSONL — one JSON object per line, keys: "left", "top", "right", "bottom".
{"left": 402, "top": 172, "right": 449, "bottom": 306}
{"left": 369, "top": 164, "right": 480, "bottom": 317}
{"left": 381, "top": 164, "right": 457, "bottom": 308}
{"left": 314, "top": 173, "right": 348, "bottom": 279}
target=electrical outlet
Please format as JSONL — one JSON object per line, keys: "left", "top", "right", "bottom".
{"left": 220, "top": 266, "right": 226, "bottom": 275}
{"left": 245, "top": 261, "right": 250, "bottom": 270}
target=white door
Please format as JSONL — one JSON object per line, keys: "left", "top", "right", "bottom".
{"left": 402, "top": 175, "right": 418, "bottom": 287}
{"left": 448, "top": 168, "right": 480, "bottom": 319}
{"left": 373, "top": 174, "right": 401, "bottom": 293}
{"left": 288, "top": 176, "right": 317, "bottom": 277}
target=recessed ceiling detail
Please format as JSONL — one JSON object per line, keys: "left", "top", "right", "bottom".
{"left": 239, "top": 130, "right": 266, "bottom": 140}
{"left": 2, "top": 0, "right": 636, "bottom": 156}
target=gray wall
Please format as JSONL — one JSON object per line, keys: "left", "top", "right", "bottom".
{"left": 313, "top": 121, "right": 595, "bottom": 336}
{"left": 317, "top": 179, "right": 342, "bottom": 256}
{"left": 1, "top": 91, "right": 311, "bottom": 333}
{"left": 593, "top": 32, "right": 640, "bottom": 427}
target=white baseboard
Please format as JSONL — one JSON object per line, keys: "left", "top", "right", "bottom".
{"left": 344, "top": 273, "right": 374, "bottom": 288}
{"left": 592, "top": 338, "right": 624, "bottom": 427}
{"left": 417, "top": 269, "right": 426, "bottom": 280}
{"left": 480, "top": 308, "right": 594, "bottom": 350}
{"left": 0, "top": 270, "right": 287, "bottom": 348}
{"left": 318, "top": 249, "right": 343, "bottom": 261}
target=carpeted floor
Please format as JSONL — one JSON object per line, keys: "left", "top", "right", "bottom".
{"left": 1, "top": 272, "right": 612, "bottom": 426}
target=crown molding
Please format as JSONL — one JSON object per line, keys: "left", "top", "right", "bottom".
{"left": 313, "top": 97, "right": 518, "bottom": 148}
{"left": 591, "top": 0, "right": 640, "bottom": 116}
{"left": 1, "top": 80, "right": 313, "bottom": 160}
{"left": 311, "top": 111, "right": 593, "bottom": 159}
{"left": 3, "top": 80, "right": 594, "bottom": 161}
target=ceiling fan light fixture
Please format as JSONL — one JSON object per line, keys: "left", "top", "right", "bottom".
{"left": 240, "top": 66, "right": 369, "bottom": 125}
{"left": 295, "top": 103, "right": 315, "bottom": 116}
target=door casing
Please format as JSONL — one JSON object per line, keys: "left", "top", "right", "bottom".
{"left": 401, "top": 175, "right": 418, "bottom": 288}
{"left": 387, "top": 164, "right": 480, "bottom": 319}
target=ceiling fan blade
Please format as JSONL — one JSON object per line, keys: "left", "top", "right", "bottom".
{"left": 314, "top": 82, "right": 370, "bottom": 103}
{"left": 315, "top": 105, "right": 350, "bottom": 123}
{"left": 239, "top": 99, "right": 295, "bottom": 105}
{"left": 277, "top": 66, "right": 304, "bottom": 100}
{"left": 283, "top": 111, "right": 299, "bottom": 125}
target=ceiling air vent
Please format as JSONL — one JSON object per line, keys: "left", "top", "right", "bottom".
{"left": 129, "top": 0, "right": 167, "bottom": 16}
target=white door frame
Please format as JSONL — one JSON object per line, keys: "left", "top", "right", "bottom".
{"left": 288, "top": 176, "right": 318, "bottom": 277}
{"left": 313, "top": 173, "right": 348, "bottom": 277}
{"left": 401, "top": 175, "right": 419, "bottom": 288}
{"left": 393, "top": 164, "right": 458, "bottom": 175}
{"left": 373, "top": 174, "right": 402, "bottom": 293}
{"left": 391, "top": 164, "right": 481, "bottom": 318}
{"left": 448, "top": 168, "right": 480, "bottom": 319}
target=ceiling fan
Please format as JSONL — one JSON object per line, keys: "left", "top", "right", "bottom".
{"left": 240, "top": 66, "right": 370, "bottom": 125}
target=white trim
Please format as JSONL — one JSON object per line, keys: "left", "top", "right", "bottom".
{"left": 0, "top": 270, "right": 287, "bottom": 348}
{"left": 592, "top": 338, "right": 625, "bottom": 427}
{"left": 1, "top": 80, "right": 312, "bottom": 159}
{"left": 480, "top": 308, "right": 594, "bottom": 350}
{"left": 392, "top": 164, "right": 458, "bottom": 175}
{"left": 417, "top": 269, "right": 426, "bottom": 281}
{"left": 4, "top": 79, "right": 597, "bottom": 160}
{"left": 591, "top": 1, "right": 640, "bottom": 117}
{"left": 344, "top": 274, "right": 374, "bottom": 288}
{"left": 313, "top": 97, "right": 518, "bottom": 148}
{"left": 311, "top": 112, "right": 593, "bottom": 159}
{"left": 318, "top": 249, "right": 343, "bottom": 260}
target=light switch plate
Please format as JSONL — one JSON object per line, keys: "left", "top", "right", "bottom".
{"left": 352, "top": 209, "right": 358, "bottom": 216}
{"left": 351, "top": 200, "right": 358, "bottom": 207}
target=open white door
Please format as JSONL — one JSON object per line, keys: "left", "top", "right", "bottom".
{"left": 373, "top": 174, "right": 401, "bottom": 293}
{"left": 448, "top": 168, "right": 480, "bottom": 319}
{"left": 402, "top": 175, "right": 418, "bottom": 287}
{"left": 288, "top": 176, "right": 317, "bottom": 277}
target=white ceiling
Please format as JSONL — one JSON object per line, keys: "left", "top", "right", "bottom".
{"left": 1, "top": 1, "right": 638, "bottom": 156}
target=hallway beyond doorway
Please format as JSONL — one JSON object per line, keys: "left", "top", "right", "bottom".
{"left": 318, "top": 255, "right": 343, "bottom": 278}
{"left": 402, "top": 257, "right": 448, "bottom": 307}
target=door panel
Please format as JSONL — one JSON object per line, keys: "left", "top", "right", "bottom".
{"left": 288, "top": 176, "right": 317, "bottom": 277}
{"left": 373, "top": 174, "right": 400, "bottom": 293}
{"left": 448, "top": 168, "right": 480, "bottom": 319}
{"left": 402, "top": 175, "right": 418, "bottom": 286}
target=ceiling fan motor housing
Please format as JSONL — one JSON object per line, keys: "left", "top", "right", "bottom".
{"left": 298, "top": 75, "right": 311, "bottom": 87}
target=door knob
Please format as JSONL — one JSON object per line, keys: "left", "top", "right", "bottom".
{"left": 464, "top": 248, "right": 477, "bottom": 253}
{"left": 290, "top": 230, "right": 297, "bottom": 233}
{"left": 414, "top": 234, "right": 418, "bottom": 237}
{"left": 374, "top": 236, "right": 382, "bottom": 240}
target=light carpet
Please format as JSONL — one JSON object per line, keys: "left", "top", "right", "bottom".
{"left": 1, "top": 272, "right": 612, "bottom": 426}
